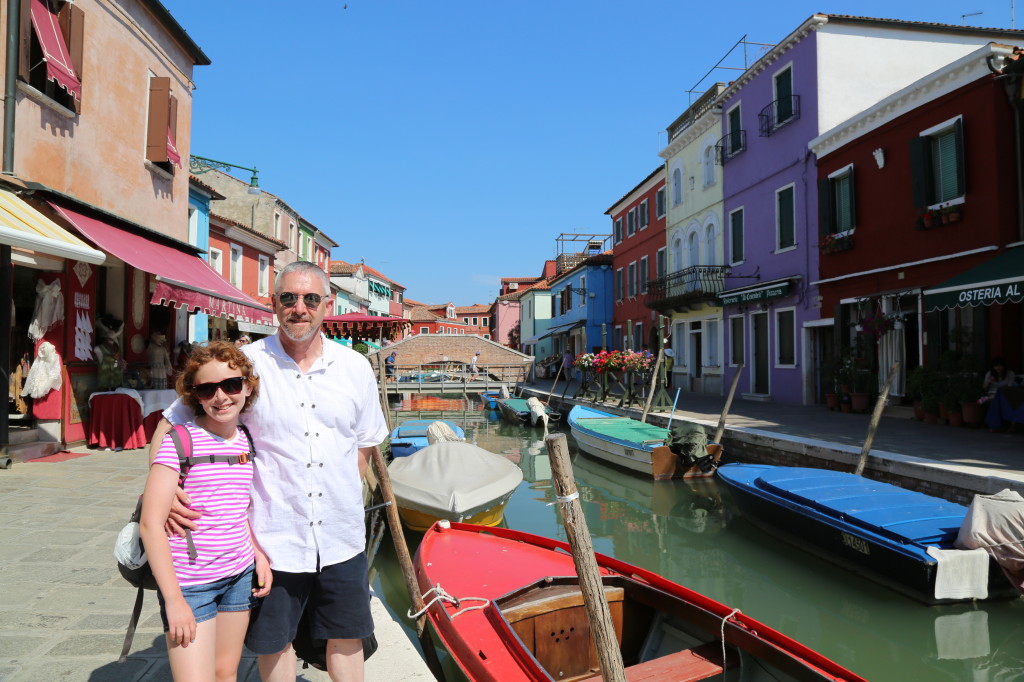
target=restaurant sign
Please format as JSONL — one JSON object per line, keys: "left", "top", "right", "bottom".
{"left": 720, "top": 281, "right": 790, "bottom": 306}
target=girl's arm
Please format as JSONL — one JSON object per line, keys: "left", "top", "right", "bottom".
{"left": 139, "top": 462, "right": 196, "bottom": 648}
{"left": 249, "top": 519, "right": 272, "bottom": 598}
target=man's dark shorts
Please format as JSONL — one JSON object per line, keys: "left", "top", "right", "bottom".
{"left": 244, "top": 552, "right": 374, "bottom": 655}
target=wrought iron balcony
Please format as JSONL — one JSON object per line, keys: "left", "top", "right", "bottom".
{"left": 758, "top": 94, "right": 801, "bottom": 137}
{"left": 645, "top": 265, "right": 731, "bottom": 313}
{"left": 714, "top": 130, "right": 746, "bottom": 165}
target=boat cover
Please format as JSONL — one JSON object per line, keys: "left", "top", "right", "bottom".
{"left": 956, "top": 489, "right": 1024, "bottom": 593}
{"left": 388, "top": 442, "right": 523, "bottom": 518}
{"left": 500, "top": 398, "right": 556, "bottom": 415}
{"left": 574, "top": 416, "right": 667, "bottom": 445}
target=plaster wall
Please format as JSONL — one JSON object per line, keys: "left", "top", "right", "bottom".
{"left": 2, "top": 0, "right": 198, "bottom": 238}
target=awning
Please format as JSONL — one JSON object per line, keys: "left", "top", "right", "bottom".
{"left": 0, "top": 190, "right": 103, "bottom": 263}
{"left": 529, "top": 320, "right": 584, "bottom": 342}
{"left": 322, "top": 313, "right": 409, "bottom": 334}
{"left": 29, "top": 0, "right": 81, "bottom": 100}
{"left": 719, "top": 277, "right": 795, "bottom": 306}
{"left": 924, "top": 247, "right": 1024, "bottom": 312}
{"left": 166, "top": 127, "right": 182, "bottom": 168}
{"left": 51, "top": 202, "right": 274, "bottom": 324}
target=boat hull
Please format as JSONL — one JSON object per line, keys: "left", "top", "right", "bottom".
{"left": 389, "top": 419, "right": 465, "bottom": 458}
{"left": 415, "top": 522, "right": 866, "bottom": 682}
{"left": 496, "top": 398, "right": 561, "bottom": 426}
{"left": 717, "top": 464, "right": 1016, "bottom": 604}
{"left": 396, "top": 498, "right": 510, "bottom": 532}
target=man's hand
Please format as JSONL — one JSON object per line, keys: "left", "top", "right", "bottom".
{"left": 253, "top": 547, "right": 273, "bottom": 598}
{"left": 165, "top": 487, "right": 201, "bottom": 537}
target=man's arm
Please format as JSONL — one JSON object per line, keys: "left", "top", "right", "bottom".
{"left": 149, "top": 416, "right": 201, "bottom": 534}
{"left": 358, "top": 446, "right": 373, "bottom": 480}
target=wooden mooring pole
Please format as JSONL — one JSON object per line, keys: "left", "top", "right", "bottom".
{"left": 714, "top": 364, "right": 744, "bottom": 444}
{"left": 854, "top": 362, "right": 900, "bottom": 476}
{"left": 544, "top": 434, "right": 627, "bottom": 682}
{"left": 640, "top": 349, "right": 665, "bottom": 423}
{"left": 545, "top": 364, "right": 563, "bottom": 405}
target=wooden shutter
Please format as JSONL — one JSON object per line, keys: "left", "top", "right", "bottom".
{"left": 168, "top": 93, "right": 178, "bottom": 145}
{"left": 845, "top": 166, "right": 856, "bottom": 230}
{"left": 59, "top": 2, "right": 84, "bottom": 113}
{"left": 18, "top": 0, "right": 31, "bottom": 82}
{"left": 817, "top": 178, "right": 833, "bottom": 236}
{"left": 952, "top": 118, "right": 966, "bottom": 198}
{"left": 146, "top": 77, "right": 170, "bottom": 163}
{"left": 909, "top": 136, "right": 933, "bottom": 209}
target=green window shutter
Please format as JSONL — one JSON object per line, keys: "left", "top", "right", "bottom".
{"left": 953, "top": 118, "right": 966, "bottom": 198}
{"left": 776, "top": 69, "right": 793, "bottom": 121}
{"left": 778, "top": 187, "right": 795, "bottom": 248}
{"left": 817, "top": 178, "right": 834, "bottom": 235}
{"left": 731, "top": 210, "right": 744, "bottom": 262}
{"left": 909, "top": 136, "right": 933, "bottom": 209}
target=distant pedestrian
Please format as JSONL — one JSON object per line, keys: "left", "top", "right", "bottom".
{"left": 562, "top": 349, "right": 574, "bottom": 382}
{"left": 470, "top": 351, "right": 481, "bottom": 378}
{"left": 385, "top": 351, "right": 397, "bottom": 382}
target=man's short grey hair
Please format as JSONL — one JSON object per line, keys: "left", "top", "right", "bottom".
{"left": 275, "top": 261, "right": 331, "bottom": 296}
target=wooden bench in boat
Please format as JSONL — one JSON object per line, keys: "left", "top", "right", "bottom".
{"left": 579, "top": 641, "right": 734, "bottom": 682}
{"left": 501, "top": 584, "right": 625, "bottom": 682}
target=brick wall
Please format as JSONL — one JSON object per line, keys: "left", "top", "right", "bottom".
{"left": 368, "top": 334, "right": 531, "bottom": 373}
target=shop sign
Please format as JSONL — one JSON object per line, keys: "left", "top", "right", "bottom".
{"left": 720, "top": 281, "right": 790, "bottom": 306}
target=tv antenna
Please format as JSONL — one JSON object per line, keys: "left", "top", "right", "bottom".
{"left": 961, "top": 10, "right": 983, "bottom": 24}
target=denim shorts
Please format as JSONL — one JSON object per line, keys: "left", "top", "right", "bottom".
{"left": 158, "top": 564, "right": 257, "bottom": 630}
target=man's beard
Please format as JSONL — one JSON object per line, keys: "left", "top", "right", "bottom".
{"left": 281, "top": 315, "right": 318, "bottom": 343}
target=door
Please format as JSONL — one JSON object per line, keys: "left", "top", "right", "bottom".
{"left": 689, "top": 321, "right": 703, "bottom": 392}
{"left": 752, "top": 312, "right": 769, "bottom": 394}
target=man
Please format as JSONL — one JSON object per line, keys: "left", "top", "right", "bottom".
{"left": 469, "top": 351, "right": 480, "bottom": 378}
{"left": 154, "top": 261, "right": 387, "bottom": 681}
{"left": 384, "top": 351, "right": 397, "bottom": 382}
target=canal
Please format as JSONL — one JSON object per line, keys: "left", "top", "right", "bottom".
{"left": 371, "top": 396, "right": 1024, "bottom": 681}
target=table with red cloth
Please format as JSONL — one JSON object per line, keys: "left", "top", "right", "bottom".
{"left": 985, "top": 386, "right": 1024, "bottom": 431}
{"left": 87, "top": 390, "right": 146, "bottom": 450}
{"left": 138, "top": 389, "right": 178, "bottom": 441}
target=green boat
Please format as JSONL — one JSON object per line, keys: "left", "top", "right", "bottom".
{"left": 495, "top": 397, "right": 561, "bottom": 426}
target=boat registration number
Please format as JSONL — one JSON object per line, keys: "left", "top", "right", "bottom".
{"left": 841, "top": 532, "right": 870, "bottom": 555}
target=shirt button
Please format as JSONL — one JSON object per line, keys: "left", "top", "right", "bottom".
{"left": 306, "top": 463, "right": 311, "bottom": 468}
{"left": 318, "top": 492, "right": 322, "bottom": 497}
{"left": 300, "top": 402, "right": 305, "bottom": 407}
{"left": 309, "top": 522, "right": 313, "bottom": 527}
{"left": 305, "top": 432, "right": 309, "bottom": 437}
{"left": 296, "top": 374, "right": 301, "bottom": 379}
{"left": 311, "top": 404, "right": 316, "bottom": 408}
{"left": 319, "top": 463, "right": 324, "bottom": 467}
{"left": 317, "top": 520, "right": 322, "bottom": 525}
{"left": 315, "top": 433, "right": 319, "bottom": 437}
{"left": 308, "top": 492, "right": 312, "bottom": 497}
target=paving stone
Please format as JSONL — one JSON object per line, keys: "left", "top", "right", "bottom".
{"left": 0, "top": 584, "right": 53, "bottom": 606}
{"left": 44, "top": 632, "right": 130, "bottom": 656}
{"left": 10, "top": 656, "right": 152, "bottom": 682}
{"left": 33, "top": 586, "right": 134, "bottom": 613}
{"left": 0, "top": 611, "right": 75, "bottom": 631}
{"left": 0, "top": 633, "right": 51, "bottom": 659}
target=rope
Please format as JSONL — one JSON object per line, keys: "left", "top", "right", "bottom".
{"left": 426, "top": 421, "right": 463, "bottom": 444}
{"left": 548, "top": 490, "right": 580, "bottom": 524}
{"left": 720, "top": 608, "right": 740, "bottom": 668}
{"left": 408, "top": 584, "right": 490, "bottom": 620}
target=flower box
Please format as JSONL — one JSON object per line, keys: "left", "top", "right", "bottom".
{"left": 819, "top": 233, "right": 853, "bottom": 254}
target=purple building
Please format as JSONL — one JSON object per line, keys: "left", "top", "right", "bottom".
{"left": 719, "top": 14, "right": 1024, "bottom": 404}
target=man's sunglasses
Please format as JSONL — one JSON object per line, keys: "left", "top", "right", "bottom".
{"left": 192, "top": 376, "right": 246, "bottom": 400}
{"left": 277, "top": 292, "right": 323, "bottom": 308}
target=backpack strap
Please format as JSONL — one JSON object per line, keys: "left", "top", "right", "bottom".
{"left": 167, "top": 425, "right": 198, "bottom": 564}
{"left": 118, "top": 585, "right": 145, "bottom": 664}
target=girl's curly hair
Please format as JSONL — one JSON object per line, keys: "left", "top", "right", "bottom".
{"left": 176, "top": 341, "right": 260, "bottom": 416}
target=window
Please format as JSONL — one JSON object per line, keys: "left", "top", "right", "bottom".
{"left": 672, "top": 167, "right": 683, "bottom": 206}
{"left": 911, "top": 117, "right": 965, "bottom": 208}
{"left": 613, "top": 325, "right": 622, "bottom": 351}
{"left": 729, "top": 316, "right": 744, "bottom": 365}
{"left": 209, "top": 247, "right": 223, "bottom": 274}
{"left": 729, "top": 209, "right": 744, "bottom": 264}
{"left": 639, "top": 256, "right": 649, "bottom": 294}
{"left": 638, "top": 200, "right": 649, "bottom": 230}
{"left": 19, "top": 0, "right": 83, "bottom": 113}
{"left": 146, "top": 76, "right": 180, "bottom": 173}
{"left": 776, "top": 185, "right": 795, "bottom": 249}
{"left": 613, "top": 218, "right": 623, "bottom": 244}
{"left": 634, "top": 323, "right": 643, "bottom": 352}
{"left": 482, "top": 317, "right": 488, "bottom": 326}
{"left": 627, "top": 262, "right": 638, "bottom": 298}
{"left": 420, "top": 327, "right": 429, "bottom": 334}
{"left": 288, "top": 221, "right": 296, "bottom": 250}
{"left": 774, "top": 66, "right": 795, "bottom": 125}
{"left": 656, "top": 188, "right": 666, "bottom": 218}
{"left": 473, "top": 317, "right": 478, "bottom": 325}
{"left": 656, "top": 248, "right": 666, "bottom": 279}
{"left": 273, "top": 212, "right": 281, "bottom": 240}
{"left": 229, "top": 244, "right": 243, "bottom": 288}
{"left": 258, "top": 255, "right": 269, "bottom": 296}
{"left": 819, "top": 165, "right": 855, "bottom": 235}
{"left": 615, "top": 268, "right": 624, "bottom": 302}
{"left": 775, "top": 309, "right": 796, "bottom": 366}
{"left": 706, "top": 320, "right": 720, "bottom": 367}
{"left": 579, "top": 276, "right": 587, "bottom": 306}
{"left": 727, "top": 104, "right": 744, "bottom": 156}
{"left": 703, "top": 146, "right": 716, "bottom": 186}
{"left": 627, "top": 208, "right": 637, "bottom": 237}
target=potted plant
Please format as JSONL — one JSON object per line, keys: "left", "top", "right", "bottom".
{"left": 906, "top": 366, "right": 928, "bottom": 420}
{"left": 919, "top": 369, "right": 943, "bottom": 424}
{"left": 919, "top": 208, "right": 940, "bottom": 229}
{"left": 819, "top": 232, "right": 853, "bottom": 254}
{"left": 942, "top": 377, "right": 963, "bottom": 427}
{"left": 943, "top": 204, "right": 963, "bottom": 223}
{"left": 958, "top": 373, "right": 986, "bottom": 427}
{"left": 849, "top": 369, "right": 873, "bottom": 413}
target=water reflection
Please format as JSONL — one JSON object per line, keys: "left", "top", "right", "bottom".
{"left": 375, "top": 402, "right": 1024, "bottom": 682}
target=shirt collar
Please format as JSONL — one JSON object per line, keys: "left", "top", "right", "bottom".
{"left": 261, "top": 332, "right": 337, "bottom": 369}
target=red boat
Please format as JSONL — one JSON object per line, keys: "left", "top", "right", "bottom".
{"left": 415, "top": 522, "right": 866, "bottom": 682}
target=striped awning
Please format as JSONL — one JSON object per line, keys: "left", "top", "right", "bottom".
{"left": 0, "top": 190, "right": 103, "bottom": 264}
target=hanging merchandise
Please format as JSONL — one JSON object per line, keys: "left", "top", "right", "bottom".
{"left": 74, "top": 310, "right": 94, "bottom": 361}
{"left": 27, "top": 280, "right": 64, "bottom": 341}
{"left": 21, "top": 342, "right": 63, "bottom": 398}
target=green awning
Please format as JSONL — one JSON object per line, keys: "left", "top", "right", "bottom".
{"left": 924, "top": 248, "right": 1024, "bottom": 312}
{"left": 719, "top": 278, "right": 792, "bottom": 306}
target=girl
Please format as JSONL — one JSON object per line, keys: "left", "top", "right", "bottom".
{"left": 139, "top": 341, "right": 271, "bottom": 682}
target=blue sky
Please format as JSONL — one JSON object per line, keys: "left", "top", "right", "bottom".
{"left": 164, "top": 0, "right": 1018, "bottom": 306}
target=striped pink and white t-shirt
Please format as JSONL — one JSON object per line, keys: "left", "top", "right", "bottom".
{"left": 153, "top": 422, "right": 255, "bottom": 587}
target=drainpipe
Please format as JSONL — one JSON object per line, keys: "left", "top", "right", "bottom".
{"left": 0, "top": 0, "right": 18, "bottom": 467}
{"left": 988, "top": 52, "right": 1024, "bottom": 242}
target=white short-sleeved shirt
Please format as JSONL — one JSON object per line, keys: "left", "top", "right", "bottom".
{"left": 165, "top": 333, "right": 388, "bottom": 572}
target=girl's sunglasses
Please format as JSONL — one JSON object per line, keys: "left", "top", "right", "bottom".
{"left": 192, "top": 376, "right": 246, "bottom": 400}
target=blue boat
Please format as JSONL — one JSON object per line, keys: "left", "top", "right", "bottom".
{"left": 389, "top": 420, "right": 465, "bottom": 458}
{"left": 479, "top": 391, "right": 501, "bottom": 410}
{"left": 717, "top": 463, "right": 1016, "bottom": 604}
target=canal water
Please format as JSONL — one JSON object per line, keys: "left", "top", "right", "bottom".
{"left": 372, "top": 396, "right": 1024, "bottom": 682}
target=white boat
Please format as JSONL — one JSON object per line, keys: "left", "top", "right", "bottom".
{"left": 388, "top": 441, "right": 523, "bottom": 531}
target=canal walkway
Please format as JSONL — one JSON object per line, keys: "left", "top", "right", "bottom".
{"left": 0, "top": 447, "right": 433, "bottom": 682}
{"left": 523, "top": 376, "right": 1024, "bottom": 490}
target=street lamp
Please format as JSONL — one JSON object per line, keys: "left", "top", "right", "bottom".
{"left": 189, "top": 155, "right": 261, "bottom": 195}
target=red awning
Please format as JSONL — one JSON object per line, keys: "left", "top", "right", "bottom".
{"left": 166, "top": 127, "right": 182, "bottom": 168}
{"left": 323, "top": 313, "right": 409, "bottom": 332}
{"left": 50, "top": 202, "right": 274, "bottom": 325}
{"left": 30, "top": 0, "right": 81, "bottom": 100}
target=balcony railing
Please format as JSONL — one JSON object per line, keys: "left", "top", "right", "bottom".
{"left": 758, "top": 95, "right": 801, "bottom": 137}
{"left": 714, "top": 130, "right": 746, "bottom": 165}
{"left": 645, "top": 265, "right": 731, "bottom": 312}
